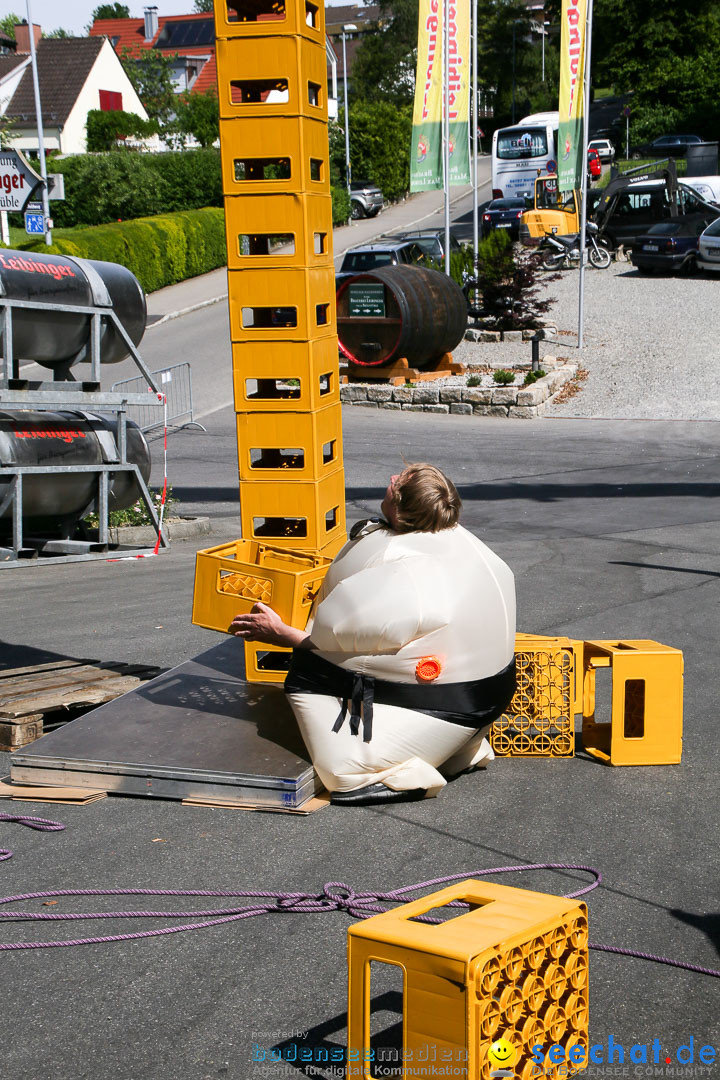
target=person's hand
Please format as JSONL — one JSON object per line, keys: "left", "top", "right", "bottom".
{"left": 229, "top": 603, "right": 310, "bottom": 649}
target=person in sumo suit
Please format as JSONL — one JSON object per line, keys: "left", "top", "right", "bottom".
{"left": 230, "top": 463, "right": 516, "bottom": 806}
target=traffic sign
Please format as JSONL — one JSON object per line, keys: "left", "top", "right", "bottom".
{"left": 0, "top": 149, "right": 42, "bottom": 213}
{"left": 24, "top": 212, "right": 45, "bottom": 235}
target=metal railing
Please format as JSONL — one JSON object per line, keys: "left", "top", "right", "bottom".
{"left": 112, "top": 362, "right": 206, "bottom": 433}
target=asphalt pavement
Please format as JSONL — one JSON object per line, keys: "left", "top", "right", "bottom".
{"left": 1, "top": 176, "right": 718, "bottom": 1080}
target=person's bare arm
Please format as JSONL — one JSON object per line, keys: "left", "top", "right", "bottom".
{"left": 229, "top": 602, "right": 313, "bottom": 649}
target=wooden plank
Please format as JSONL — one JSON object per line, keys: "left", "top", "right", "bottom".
{"left": 0, "top": 659, "right": 96, "bottom": 681}
{"left": 0, "top": 663, "right": 161, "bottom": 710}
{"left": 0, "top": 675, "right": 145, "bottom": 719}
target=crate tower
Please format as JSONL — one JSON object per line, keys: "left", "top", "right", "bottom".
{"left": 200, "top": 0, "right": 346, "bottom": 678}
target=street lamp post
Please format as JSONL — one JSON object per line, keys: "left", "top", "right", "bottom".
{"left": 341, "top": 23, "right": 357, "bottom": 199}
{"left": 541, "top": 20, "right": 550, "bottom": 82}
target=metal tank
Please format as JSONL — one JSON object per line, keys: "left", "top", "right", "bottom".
{"left": 0, "top": 249, "right": 146, "bottom": 368}
{"left": 0, "top": 411, "right": 151, "bottom": 529}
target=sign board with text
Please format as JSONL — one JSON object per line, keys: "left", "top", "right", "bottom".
{"left": 348, "top": 283, "right": 386, "bottom": 318}
{"left": 0, "top": 149, "right": 42, "bottom": 213}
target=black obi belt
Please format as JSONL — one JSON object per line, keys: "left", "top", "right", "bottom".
{"left": 284, "top": 648, "right": 517, "bottom": 743}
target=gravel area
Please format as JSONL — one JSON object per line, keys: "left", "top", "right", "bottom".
{"left": 344, "top": 254, "right": 720, "bottom": 420}
{"left": 534, "top": 256, "right": 720, "bottom": 419}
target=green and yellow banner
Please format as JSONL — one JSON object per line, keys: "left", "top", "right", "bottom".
{"left": 410, "top": 0, "right": 470, "bottom": 191}
{"left": 557, "top": 0, "right": 587, "bottom": 193}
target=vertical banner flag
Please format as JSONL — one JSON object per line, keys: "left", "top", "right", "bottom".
{"left": 410, "top": 0, "right": 470, "bottom": 191}
{"left": 557, "top": 0, "right": 588, "bottom": 192}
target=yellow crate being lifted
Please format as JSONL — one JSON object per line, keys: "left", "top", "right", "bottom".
{"left": 347, "top": 879, "right": 589, "bottom": 1080}
{"left": 192, "top": 538, "right": 331, "bottom": 635}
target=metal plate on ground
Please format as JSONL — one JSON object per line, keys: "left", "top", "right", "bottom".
{"left": 10, "top": 638, "right": 320, "bottom": 808}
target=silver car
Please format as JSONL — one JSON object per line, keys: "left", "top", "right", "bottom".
{"left": 697, "top": 217, "right": 720, "bottom": 271}
{"left": 350, "top": 180, "right": 384, "bottom": 220}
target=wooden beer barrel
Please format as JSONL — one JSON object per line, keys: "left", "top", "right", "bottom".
{"left": 336, "top": 264, "right": 467, "bottom": 368}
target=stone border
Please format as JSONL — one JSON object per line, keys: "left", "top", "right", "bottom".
{"left": 340, "top": 358, "right": 578, "bottom": 419}
{"left": 108, "top": 516, "right": 212, "bottom": 546}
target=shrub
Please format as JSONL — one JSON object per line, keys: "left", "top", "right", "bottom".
{"left": 524, "top": 367, "right": 546, "bottom": 385}
{"left": 85, "top": 109, "right": 158, "bottom": 152}
{"left": 46, "top": 150, "right": 222, "bottom": 228}
{"left": 18, "top": 207, "right": 226, "bottom": 293}
{"left": 331, "top": 184, "right": 351, "bottom": 225}
{"left": 474, "top": 230, "right": 556, "bottom": 331}
{"left": 493, "top": 369, "right": 516, "bottom": 385}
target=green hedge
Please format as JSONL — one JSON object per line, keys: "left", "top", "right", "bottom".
{"left": 45, "top": 150, "right": 223, "bottom": 228}
{"left": 331, "top": 184, "right": 351, "bottom": 224}
{"left": 17, "top": 207, "right": 226, "bottom": 293}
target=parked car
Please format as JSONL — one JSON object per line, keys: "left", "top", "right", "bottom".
{"left": 383, "top": 228, "right": 463, "bottom": 262}
{"left": 587, "top": 149, "right": 602, "bottom": 180}
{"left": 633, "top": 134, "right": 703, "bottom": 159}
{"left": 335, "top": 240, "right": 428, "bottom": 289}
{"left": 349, "top": 180, "right": 384, "bottom": 219}
{"left": 629, "top": 218, "right": 712, "bottom": 273}
{"left": 696, "top": 217, "right": 720, "bottom": 271}
{"left": 481, "top": 197, "right": 527, "bottom": 239}
{"left": 588, "top": 138, "right": 615, "bottom": 163}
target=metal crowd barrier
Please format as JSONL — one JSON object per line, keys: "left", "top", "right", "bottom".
{"left": 112, "top": 362, "right": 206, "bottom": 433}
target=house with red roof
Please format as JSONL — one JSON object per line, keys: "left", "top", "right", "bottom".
{"left": 89, "top": 8, "right": 219, "bottom": 98}
{"left": 0, "top": 21, "right": 147, "bottom": 156}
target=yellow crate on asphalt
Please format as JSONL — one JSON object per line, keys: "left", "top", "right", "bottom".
{"left": 347, "top": 879, "right": 589, "bottom": 1080}
{"left": 232, "top": 338, "right": 339, "bottom": 413}
{"left": 491, "top": 635, "right": 579, "bottom": 758}
{"left": 219, "top": 115, "right": 331, "bottom": 196}
{"left": 213, "top": 0, "right": 325, "bottom": 45}
{"left": 236, "top": 402, "right": 342, "bottom": 481}
{"left": 582, "top": 639, "right": 683, "bottom": 765}
{"left": 192, "top": 538, "right": 332, "bottom": 635}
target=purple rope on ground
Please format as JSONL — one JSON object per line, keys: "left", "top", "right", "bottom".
{"left": 1, "top": 813, "right": 718, "bottom": 977}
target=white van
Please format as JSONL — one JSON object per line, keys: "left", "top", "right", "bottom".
{"left": 681, "top": 176, "right": 720, "bottom": 206}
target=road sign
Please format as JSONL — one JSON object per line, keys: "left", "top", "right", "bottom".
{"left": 0, "top": 149, "right": 42, "bottom": 213}
{"left": 25, "top": 200, "right": 43, "bottom": 213}
{"left": 24, "top": 212, "right": 45, "bottom": 235}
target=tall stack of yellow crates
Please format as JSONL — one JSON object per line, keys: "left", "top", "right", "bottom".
{"left": 195, "top": 0, "right": 346, "bottom": 678}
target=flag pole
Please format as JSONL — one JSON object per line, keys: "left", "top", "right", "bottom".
{"left": 577, "top": 0, "right": 594, "bottom": 348}
{"left": 443, "top": 0, "right": 451, "bottom": 275}
{"left": 471, "top": 0, "right": 479, "bottom": 274}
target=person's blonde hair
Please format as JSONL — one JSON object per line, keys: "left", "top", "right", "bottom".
{"left": 389, "top": 463, "right": 462, "bottom": 533}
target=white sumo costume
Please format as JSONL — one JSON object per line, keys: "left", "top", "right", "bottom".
{"left": 285, "top": 521, "right": 516, "bottom": 795}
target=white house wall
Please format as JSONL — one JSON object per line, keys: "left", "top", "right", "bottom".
{"left": 61, "top": 38, "right": 148, "bottom": 154}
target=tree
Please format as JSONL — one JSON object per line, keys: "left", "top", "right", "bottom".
{"left": 91, "top": 3, "right": 130, "bottom": 19}
{"left": 44, "top": 28, "right": 72, "bottom": 38}
{"left": 172, "top": 91, "right": 219, "bottom": 148}
{"left": 120, "top": 47, "right": 178, "bottom": 128}
{"left": 0, "top": 13, "right": 20, "bottom": 39}
{"left": 351, "top": 0, "right": 419, "bottom": 107}
{"left": 588, "top": 0, "right": 720, "bottom": 142}
{"left": 193, "top": 0, "right": 214, "bottom": 11}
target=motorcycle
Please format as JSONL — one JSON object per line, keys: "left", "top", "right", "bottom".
{"left": 539, "top": 221, "right": 612, "bottom": 270}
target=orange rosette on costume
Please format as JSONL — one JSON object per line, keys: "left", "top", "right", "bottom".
{"left": 415, "top": 656, "right": 443, "bottom": 682}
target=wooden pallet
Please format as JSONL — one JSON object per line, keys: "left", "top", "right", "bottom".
{"left": 0, "top": 659, "right": 163, "bottom": 751}
{"left": 345, "top": 353, "right": 466, "bottom": 386}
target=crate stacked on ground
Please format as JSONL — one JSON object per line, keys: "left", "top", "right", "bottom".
{"left": 193, "top": 0, "right": 347, "bottom": 680}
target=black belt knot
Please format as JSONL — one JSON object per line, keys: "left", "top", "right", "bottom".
{"left": 332, "top": 672, "right": 375, "bottom": 742}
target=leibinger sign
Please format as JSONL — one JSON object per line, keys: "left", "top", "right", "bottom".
{"left": 0, "top": 149, "right": 42, "bottom": 212}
